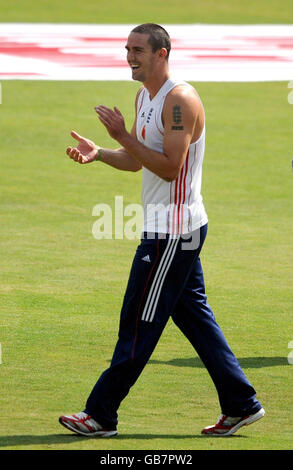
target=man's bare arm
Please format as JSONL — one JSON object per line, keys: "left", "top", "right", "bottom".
{"left": 97, "top": 122, "right": 142, "bottom": 172}
{"left": 95, "top": 86, "right": 201, "bottom": 182}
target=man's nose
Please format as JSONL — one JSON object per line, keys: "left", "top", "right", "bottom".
{"left": 127, "top": 50, "right": 135, "bottom": 63}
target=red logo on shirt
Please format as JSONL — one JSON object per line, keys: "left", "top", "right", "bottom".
{"left": 141, "top": 125, "right": 146, "bottom": 140}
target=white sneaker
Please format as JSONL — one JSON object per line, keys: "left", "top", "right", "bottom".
{"left": 59, "top": 411, "right": 117, "bottom": 437}
{"left": 202, "top": 407, "right": 265, "bottom": 436}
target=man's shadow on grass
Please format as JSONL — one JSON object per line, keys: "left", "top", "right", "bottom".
{"left": 0, "top": 432, "right": 244, "bottom": 448}
{"left": 149, "top": 356, "right": 289, "bottom": 369}
{"left": 1, "top": 357, "right": 286, "bottom": 448}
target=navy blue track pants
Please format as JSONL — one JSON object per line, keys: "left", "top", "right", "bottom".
{"left": 85, "top": 224, "right": 261, "bottom": 429}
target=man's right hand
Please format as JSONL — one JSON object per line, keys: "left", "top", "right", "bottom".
{"left": 66, "top": 130, "right": 99, "bottom": 164}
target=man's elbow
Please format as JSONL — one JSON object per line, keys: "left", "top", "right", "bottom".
{"left": 163, "top": 175, "right": 177, "bottom": 182}
{"left": 131, "top": 163, "right": 142, "bottom": 172}
{"left": 162, "top": 166, "right": 181, "bottom": 182}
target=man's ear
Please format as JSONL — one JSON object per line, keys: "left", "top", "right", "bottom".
{"left": 159, "top": 48, "right": 168, "bottom": 60}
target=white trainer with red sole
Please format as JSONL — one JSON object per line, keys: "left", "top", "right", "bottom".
{"left": 59, "top": 411, "right": 117, "bottom": 437}
{"left": 202, "top": 407, "right": 265, "bottom": 436}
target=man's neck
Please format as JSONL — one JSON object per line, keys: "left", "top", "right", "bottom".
{"left": 143, "top": 71, "right": 170, "bottom": 100}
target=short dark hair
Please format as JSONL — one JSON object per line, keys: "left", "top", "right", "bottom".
{"left": 131, "top": 23, "right": 171, "bottom": 60}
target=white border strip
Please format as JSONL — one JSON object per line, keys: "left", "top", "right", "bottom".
{"left": 1, "top": 24, "right": 293, "bottom": 81}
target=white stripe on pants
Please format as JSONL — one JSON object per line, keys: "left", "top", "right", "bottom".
{"left": 141, "top": 236, "right": 180, "bottom": 322}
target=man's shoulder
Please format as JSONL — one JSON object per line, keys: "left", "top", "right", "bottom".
{"left": 134, "top": 85, "right": 146, "bottom": 107}
{"left": 136, "top": 85, "right": 145, "bottom": 99}
{"left": 164, "top": 82, "right": 203, "bottom": 113}
{"left": 167, "top": 82, "right": 199, "bottom": 102}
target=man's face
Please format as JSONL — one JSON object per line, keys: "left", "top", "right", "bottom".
{"left": 125, "top": 32, "right": 157, "bottom": 83}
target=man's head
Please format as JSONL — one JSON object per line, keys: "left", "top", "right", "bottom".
{"left": 126, "top": 23, "right": 171, "bottom": 83}
{"left": 130, "top": 23, "right": 171, "bottom": 60}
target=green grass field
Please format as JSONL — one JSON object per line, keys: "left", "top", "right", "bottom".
{"left": 1, "top": 0, "right": 293, "bottom": 24}
{"left": 1, "top": 0, "right": 293, "bottom": 452}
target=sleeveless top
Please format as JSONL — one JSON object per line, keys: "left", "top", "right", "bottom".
{"left": 136, "top": 78, "right": 208, "bottom": 235}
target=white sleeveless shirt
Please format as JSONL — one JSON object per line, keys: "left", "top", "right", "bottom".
{"left": 136, "top": 78, "right": 208, "bottom": 235}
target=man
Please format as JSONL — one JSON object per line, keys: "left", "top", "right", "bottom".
{"left": 59, "top": 23, "right": 265, "bottom": 437}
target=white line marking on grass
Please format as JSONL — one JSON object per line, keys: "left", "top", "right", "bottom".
{"left": 288, "top": 81, "right": 293, "bottom": 104}
{"left": 288, "top": 340, "right": 293, "bottom": 364}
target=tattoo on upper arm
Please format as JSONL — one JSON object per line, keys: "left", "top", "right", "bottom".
{"left": 171, "top": 104, "right": 184, "bottom": 130}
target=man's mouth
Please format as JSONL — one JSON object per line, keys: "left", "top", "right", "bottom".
{"left": 130, "top": 64, "right": 140, "bottom": 70}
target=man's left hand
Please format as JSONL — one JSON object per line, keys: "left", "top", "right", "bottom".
{"left": 95, "top": 105, "right": 128, "bottom": 142}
